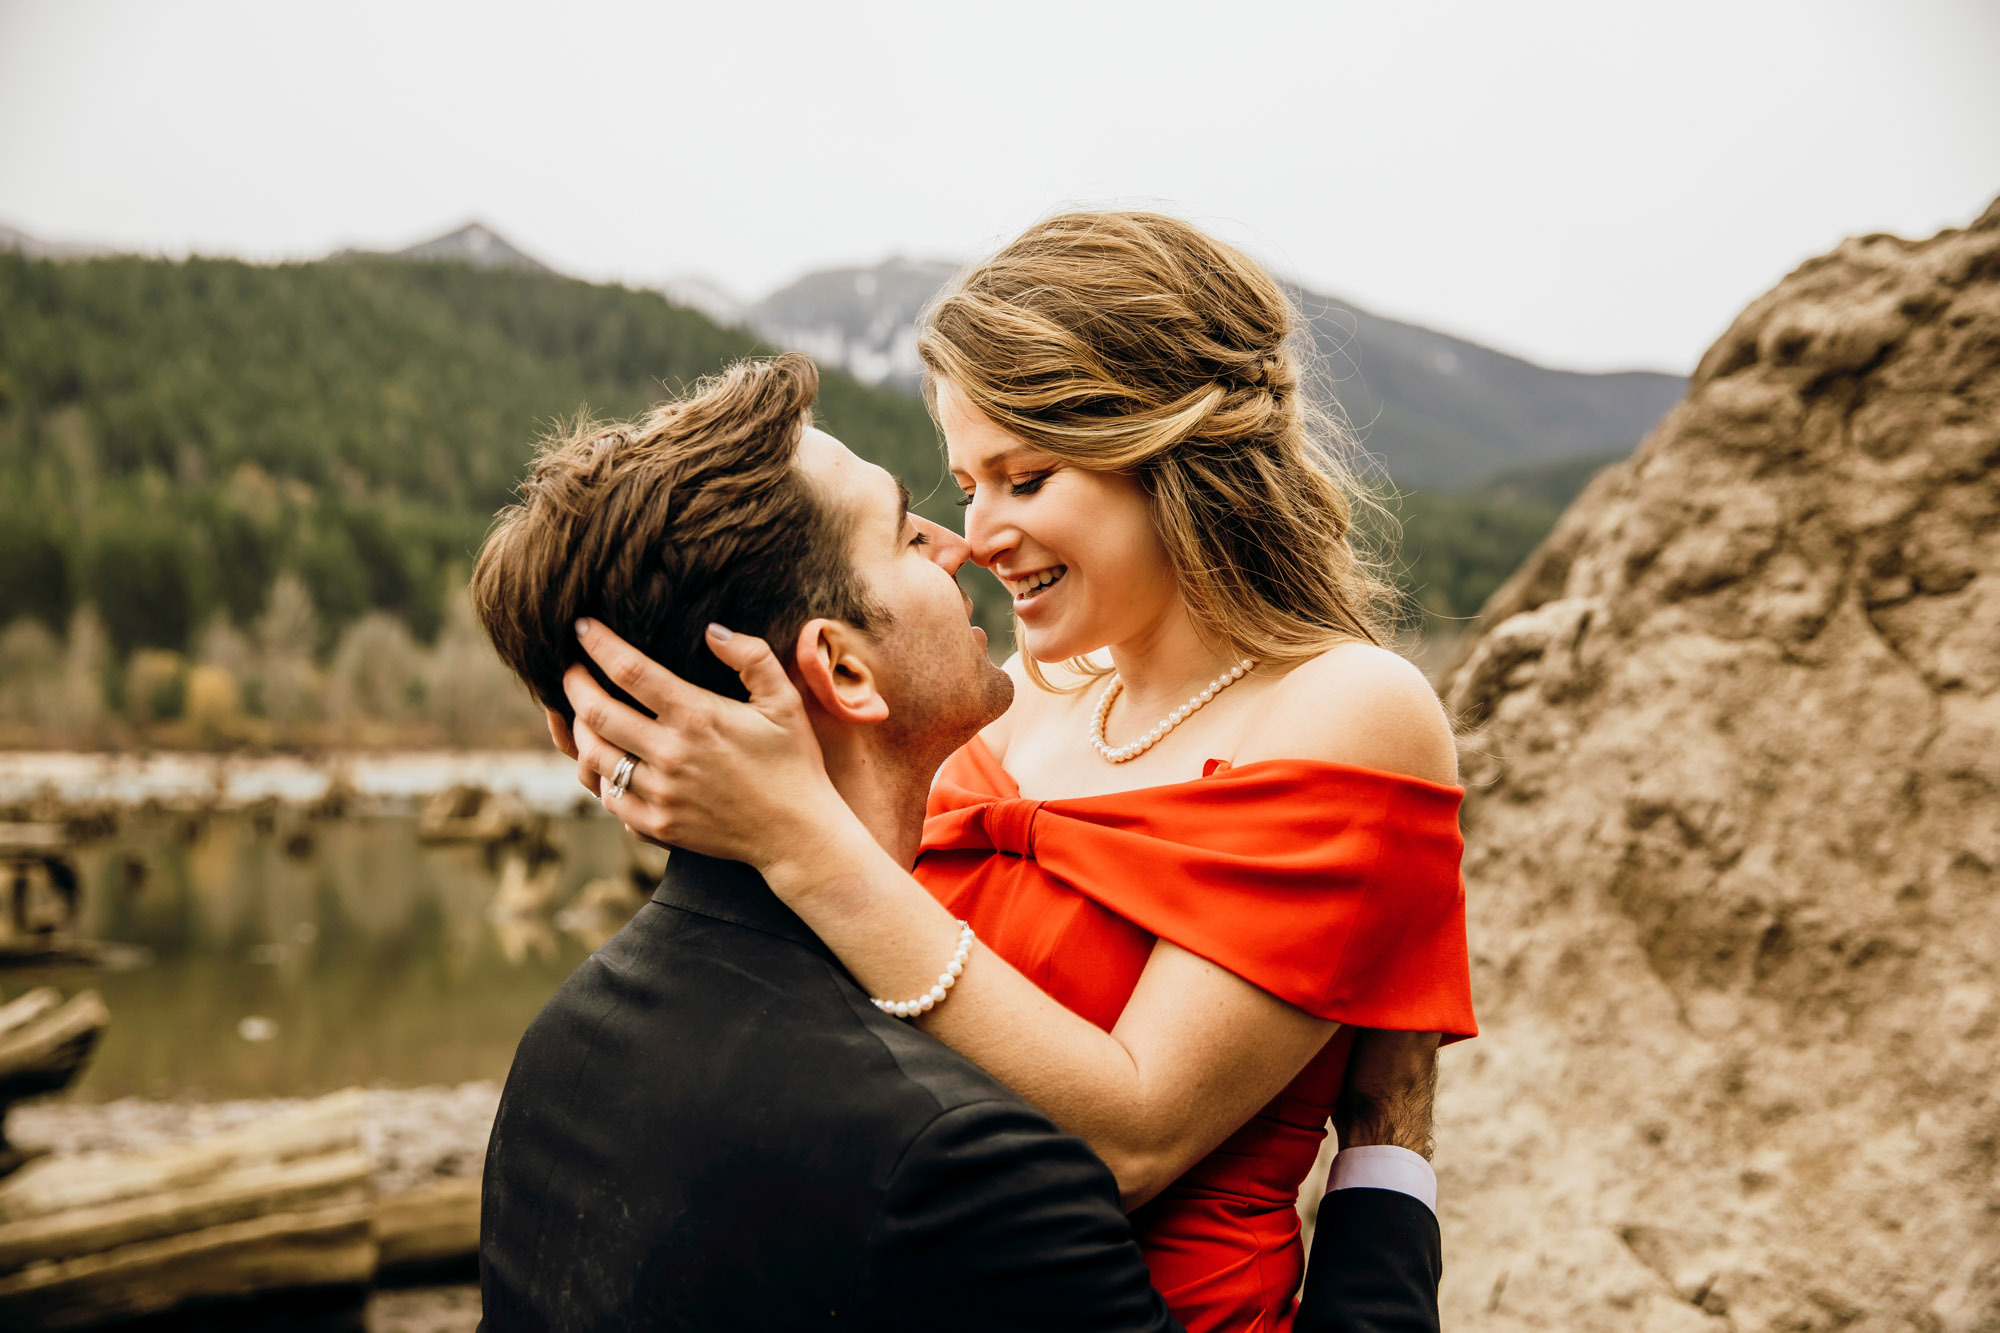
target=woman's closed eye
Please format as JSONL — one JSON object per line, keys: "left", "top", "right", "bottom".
{"left": 953, "top": 470, "right": 1054, "bottom": 508}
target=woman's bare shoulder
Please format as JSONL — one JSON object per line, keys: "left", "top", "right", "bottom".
{"left": 1234, "top": 641, "right": 1459, "bottom": 785}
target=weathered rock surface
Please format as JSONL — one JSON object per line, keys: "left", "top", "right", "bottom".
{"left": 1435, "top": 200, "right": 2000, "bottom": 1330}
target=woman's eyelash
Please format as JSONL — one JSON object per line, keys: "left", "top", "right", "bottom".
{"left": 910, "top": 532, "right": 931, "bottom": 547}
{"left": 954, "top": 471, "right": 1052, "bottom": 507}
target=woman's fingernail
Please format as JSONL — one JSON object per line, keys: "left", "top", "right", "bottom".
{"left": 575, "top": 618, "right": 594, "bottom": 638}
{"left": 706, "top": 623, "right": 734, "bottom": 642}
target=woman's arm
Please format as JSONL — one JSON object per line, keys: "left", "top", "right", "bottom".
{"left": 770, "top": 809, "right": 1335, "bottom": 1210}
{"left": 563, "top": 621, "right": 1450, "bottom": 1208}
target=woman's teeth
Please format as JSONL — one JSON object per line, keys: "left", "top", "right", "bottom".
{"left": 1012, "top": 567, "right": 1067, "bottom": 597}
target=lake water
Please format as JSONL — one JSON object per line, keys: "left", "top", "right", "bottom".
{"left": 3, "top": 753, "right": 645, "bottom": 1101}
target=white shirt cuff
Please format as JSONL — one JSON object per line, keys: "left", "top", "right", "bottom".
{"left": 1325, "top": 1145, "right": 1437, "bottom": 1215}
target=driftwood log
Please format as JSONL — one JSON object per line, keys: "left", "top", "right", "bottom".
{"left": 0, "top": 1091, "right": 375, "bottom": 1329}
{"left": 0, "top": 1089, "right": 485, "bottom": 1328}
{"left": 374, "top": 1176, "right": 480, "bottom": 1280}
{"left": 0, "top": 990, "right": 108, "bottom": 1176}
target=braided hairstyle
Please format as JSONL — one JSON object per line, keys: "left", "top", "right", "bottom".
{"left": 917, "top": 211, "right": 1398, "bottom": 688}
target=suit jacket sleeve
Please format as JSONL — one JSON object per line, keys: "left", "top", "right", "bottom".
{"left": 859, "top": 1099, "right": 1183, "bottom": 1333}
{"left": 1294, "top": 1187, "right": 1443, "bottom": 1333}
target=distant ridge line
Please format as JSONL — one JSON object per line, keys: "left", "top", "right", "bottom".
{"left": 3, "top": 217, "right": 1685, "bottom": 486}
{"left": 333, "top": 221, "right": 551, "bottom": 273}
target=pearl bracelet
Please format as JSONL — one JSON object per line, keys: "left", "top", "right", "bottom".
{"left": 871, "top": 921, "right": 974, "bottom": 1019}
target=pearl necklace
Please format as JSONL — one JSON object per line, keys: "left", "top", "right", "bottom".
{"left": 1089, "top": 658, "right": 1255, "bottom": 764}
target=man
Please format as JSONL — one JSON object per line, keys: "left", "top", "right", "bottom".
{"left": 472, "top": 353, "right": 1444, "bottom": 1331}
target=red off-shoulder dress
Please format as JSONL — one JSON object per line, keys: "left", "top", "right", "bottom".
{"left": 916, "top": 737, "right": 1477, "bottom": 1333}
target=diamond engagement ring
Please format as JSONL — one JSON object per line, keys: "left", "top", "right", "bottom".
{"left": 607, "top": 754, "right": 637, "bottom": 801}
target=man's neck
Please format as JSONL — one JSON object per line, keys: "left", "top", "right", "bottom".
{"left": 817, "top": 734, "right": 934, "bottom": 870}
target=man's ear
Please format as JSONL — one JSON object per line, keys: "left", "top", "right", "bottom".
{"left": 790, "top": 618, "right": 891, "bottom": 725}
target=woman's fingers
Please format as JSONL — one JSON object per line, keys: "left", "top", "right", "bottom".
{"left": 704, "top": 624, "right": 800, "bottom": 718}
{"left": 545, "top": 707, "right": 579, "bottom": 760}
{"left": 570, "top": 715, "right": 608, "bottom": 797}
{"left": 574, "top": 618, "right": 702, "bottom": 719}
{"left": 571, "top": 710, "right": 676, "bottom": 838}
{"left": 563, "top": 663, "right": 676, "bottom": 765}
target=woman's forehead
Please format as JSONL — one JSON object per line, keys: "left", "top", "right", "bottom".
{"left": 936, "top": 383, "right": 1018, "bottom": 456}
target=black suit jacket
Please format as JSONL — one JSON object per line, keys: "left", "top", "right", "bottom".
{"left": 480, "top": 851, "right": 1441, "bottom": 1333}
{"left": 480, "top": 851, "right": 1178, "bottom": 1332}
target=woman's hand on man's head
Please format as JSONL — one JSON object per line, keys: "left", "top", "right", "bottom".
{"left": 556, "top": 619, "right": 855, "bottom": 874}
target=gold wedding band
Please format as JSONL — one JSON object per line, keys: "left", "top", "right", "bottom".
{"left": 608, "top": 754, "right": 636, "bottom": 801}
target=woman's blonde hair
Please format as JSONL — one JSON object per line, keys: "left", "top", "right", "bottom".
{"left": 916, "top": 210, "right": 1400, "bottom": 689}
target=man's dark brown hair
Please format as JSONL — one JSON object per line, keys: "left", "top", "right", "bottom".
{"left": 471, "top": 352, "right": 879, "bottom": 714}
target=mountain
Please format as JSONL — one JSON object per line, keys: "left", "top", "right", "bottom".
{"left": 1295, "top": 293, "right": 1685, "bottom": 488}
{"left": 1465, "top": 451, "right": 1625, "bottom": 510}
{"left": 739, "top": 258, "right": 957, "bottom": 391}
{"left": 329, "top": 221, "right": 553, "bottom": 273}
{"left": 394, "top": 221, "right": 550, "bottom": 272}
{"left": 712, "top": 256, "right": 1685, "bottom": 490}
{"left": 657, "top": 273, "right": 748, "bottom": 326}
{"left": 0, "top": 223, "right": 112, "bottom": 261}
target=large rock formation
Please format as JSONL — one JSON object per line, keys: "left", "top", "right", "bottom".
{"left": 1434, "top": 199, "right": 2000, "bottom": 1330}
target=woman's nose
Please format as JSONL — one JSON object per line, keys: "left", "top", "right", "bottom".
{"left": 961, "top": 496, "right": 1012, "bottom": 569}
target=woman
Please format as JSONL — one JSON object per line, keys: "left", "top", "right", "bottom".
{"left": 566, "top": 212, "right": 1475, "bottom": 1332}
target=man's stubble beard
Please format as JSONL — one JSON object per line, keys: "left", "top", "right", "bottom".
{"left": 873, "top": 614, "right": 1015, "bottom": 784}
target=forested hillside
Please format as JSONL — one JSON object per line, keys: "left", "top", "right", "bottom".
{"left": 0, "top": 251, "right": 959, "bottom": 655}
{"left": 0, "top": 248, "right": 1609, "bottom": 746}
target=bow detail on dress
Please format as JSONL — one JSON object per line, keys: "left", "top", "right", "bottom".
{"left": 919, "top": 737, "right": 1479, "bottom": 1040}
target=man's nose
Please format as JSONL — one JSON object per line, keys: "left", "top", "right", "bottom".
{"left": 911, "top": 515, "right": 973, "bottom": 576}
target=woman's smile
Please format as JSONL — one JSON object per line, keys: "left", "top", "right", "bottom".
{"left": 1005, "top": 564, "right": 1068, "bottom": 613}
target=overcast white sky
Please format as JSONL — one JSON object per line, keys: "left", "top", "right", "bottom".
{"left": 2, "top": 0, "right": 1995, "bottom": 372}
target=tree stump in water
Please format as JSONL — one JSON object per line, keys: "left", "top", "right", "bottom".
{"left": 0, "top": 840, "right": 90, "bottom": 966}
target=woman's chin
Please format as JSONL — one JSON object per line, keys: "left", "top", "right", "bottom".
{"left": 1020, "top": 626, "right": 1094, "bottom": 668}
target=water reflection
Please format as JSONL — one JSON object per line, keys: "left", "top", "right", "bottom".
{"left": 7, "top": 807, "right": 640, "bottom": 1101}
